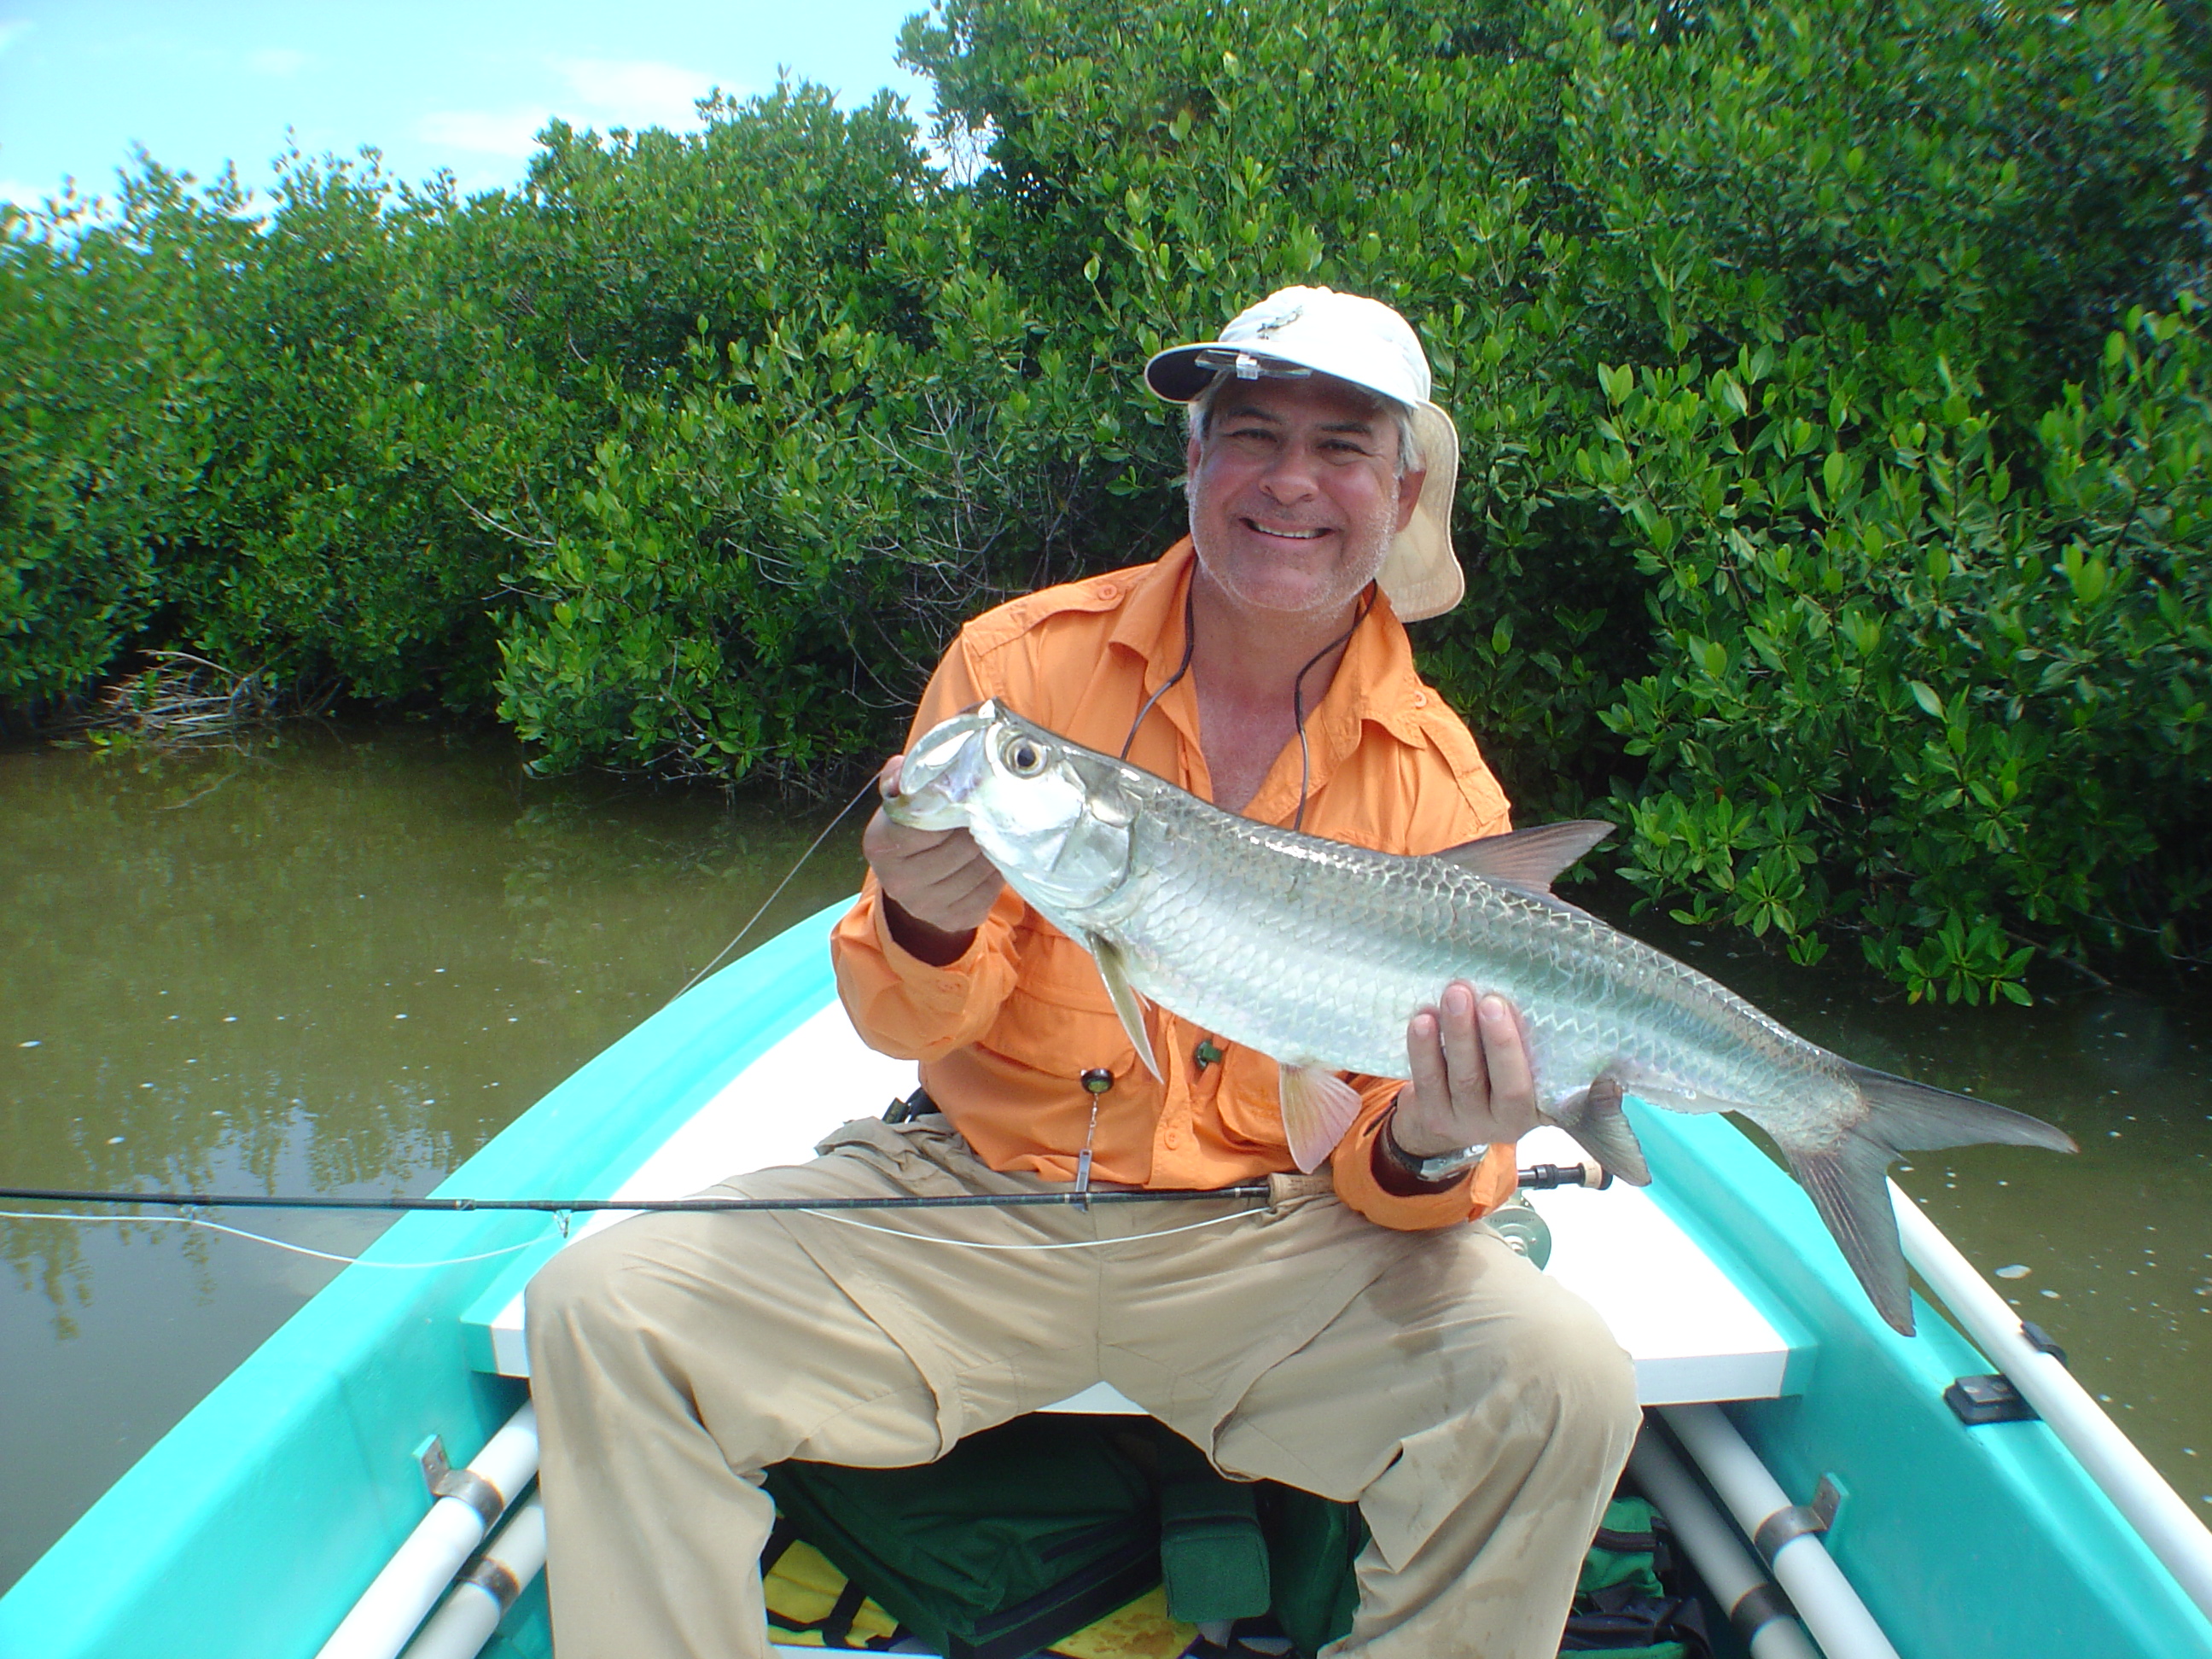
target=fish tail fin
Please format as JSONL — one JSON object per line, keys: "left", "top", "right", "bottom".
{"left": 1548, "top": 1074, "right": 1651, "bottom": 1186}
{"left": 1844, "top": 1062, "right": 2077, "bottom": 1155}
{"left": 1789, "top": 1067, "right": 2075, "bottom": 1338}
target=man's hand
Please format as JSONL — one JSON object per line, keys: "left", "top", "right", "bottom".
{"left": 1389, "top": 981, "right": 1540, "bottom": 1158}
{"left": 862, "top": 754, "right": 1005, "bottom": 965}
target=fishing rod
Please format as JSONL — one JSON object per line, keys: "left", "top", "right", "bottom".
{"left": 0, "top": 1162, "right": 1607, "bottom": 1215}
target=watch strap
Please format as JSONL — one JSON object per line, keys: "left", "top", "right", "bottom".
{"left": 1382, "top": 1106, "right": 1487, "bottom": 1185}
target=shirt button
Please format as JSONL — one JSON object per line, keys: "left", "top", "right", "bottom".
{"left": 1096, "top": 581, "right": 1120, "bottom": 601}
{"left": 1412, "top": 690, "right": 1429, "bottom": 708}
{"left": 1163, "top": 1129, "right": 1182, "bottom": 1150}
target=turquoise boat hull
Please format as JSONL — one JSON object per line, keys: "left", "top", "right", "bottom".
{"left": 3, "top": 900, "right": 2207, "bottom": 1658}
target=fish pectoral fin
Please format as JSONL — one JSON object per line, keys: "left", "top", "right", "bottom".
{"left": 1429, "top": 821, "right": 1614, "bottom": 894}
{"left": 1545, "top": 1073, "right": 1652, "bottom": 1186}
{"left": 1087, "top": 934, "right": 1161, "bottom": 1080}
{"left": 1278, "top": 1064, "right": 1365, "bottom": 1174}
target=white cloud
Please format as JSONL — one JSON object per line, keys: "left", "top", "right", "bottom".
{"left": 556, "top": 57, "right": 718, "bottom": 132}
{"left": 247, "top": 47, "right": 313, "bottom": 77}
{"left": 416, "top": 108, "right": 550, "bottom": 160}
{"left": 416, "top": 57, "right": 729, "bottom": 172}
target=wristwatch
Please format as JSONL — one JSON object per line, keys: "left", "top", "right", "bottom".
{"left": 1381, "top": 1104, "right": 1488, "bottom": 1185}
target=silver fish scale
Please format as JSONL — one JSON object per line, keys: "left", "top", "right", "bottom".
{"left": 1078, "top": 782, "right": 1860, "bottom": 1138}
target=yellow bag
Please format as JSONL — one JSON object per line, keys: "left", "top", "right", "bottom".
{"left": 763, "top": 1518, "right": 1194, "bottom": 1656}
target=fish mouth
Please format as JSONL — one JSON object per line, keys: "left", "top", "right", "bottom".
{"left": 884, "top": 703, "right": 996, "bottom": 830}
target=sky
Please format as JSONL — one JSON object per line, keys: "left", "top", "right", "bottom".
{"left": 0, "top": 0, "right": 939, "bottom": 213}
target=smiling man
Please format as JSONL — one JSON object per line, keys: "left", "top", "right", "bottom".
{"left": 526, "top": 287, "right": 1639, "bottom": 1659}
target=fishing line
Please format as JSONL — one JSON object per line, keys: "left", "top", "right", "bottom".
{"left": 0, "top": 1198, "right": 1272, "bottom": 1267}
{"left": 0, "top": 1209, "right": 545, "bottom": 1271}
{"left": 667, "top": 772, "right": 882, "bottom": 1006}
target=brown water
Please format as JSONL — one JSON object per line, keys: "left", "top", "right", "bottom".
{"left": 0, "top": 726, "right": 2206, "bottom": 1594}
{"left": 0, "top": 725, "right": 870, "bottom": 1589}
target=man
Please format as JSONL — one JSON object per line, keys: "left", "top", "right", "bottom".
{"left": 527, "top": 287, "right": 1639, "bottom": 1658}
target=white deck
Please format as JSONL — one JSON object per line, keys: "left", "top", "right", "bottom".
{"left": 477, "top": 1003, "right": 1798, "bottom": 1404}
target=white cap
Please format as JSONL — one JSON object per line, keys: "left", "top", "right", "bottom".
{"left": 1144, "top": 286, "right": 1464, "bottom": 621}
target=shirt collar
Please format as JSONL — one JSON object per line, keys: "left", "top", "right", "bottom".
{"left": 1109, "top": 539, "right": 1434, "bottom": 818}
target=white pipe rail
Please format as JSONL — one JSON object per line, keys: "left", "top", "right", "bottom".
{"left": 316, "top": 1402, "right": 540, "bottom": 1659}
{"left": 1628, "top": 1428, "right": 1823, "bottom": 1659}
{"left": 399, "top": 1495, "right": 548, "bottom": 1659}
{"left": 1662, "top": 1404, "right": 1900, "bottom": 1659}
{"left": 1891, "top": 1181, "right": 2212, "bottom": 1622}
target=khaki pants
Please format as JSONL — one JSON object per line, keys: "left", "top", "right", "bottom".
{"left": 526, "top": 1116, "right": 1639, "bottom": 1659}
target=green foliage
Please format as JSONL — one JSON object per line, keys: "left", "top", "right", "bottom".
{"left": 4, "top": 0, "right": 2210, "bottom": 992}
{"left": 1587, "top": 306, "right": 2212, "bottom": 998}
{"left": 0, "top": 166, "right": 234, "bottom": 705}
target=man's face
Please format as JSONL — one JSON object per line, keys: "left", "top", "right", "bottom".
{"left": 1185, "top": 375, "right": 1425, "bottom": 623}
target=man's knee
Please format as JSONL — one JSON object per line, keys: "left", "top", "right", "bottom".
{"left": 1489, "top": 1273, "right": 1640, "bottom": 1441}
{"left": 525, "top": 1224, "right": 655, "bottom": 1374}
{"left": 1381, "top": 1243, "right": 1639, "bottom": 1451}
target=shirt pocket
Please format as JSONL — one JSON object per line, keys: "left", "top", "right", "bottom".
{"left": 1209, "top": 1045, "right": 1290, "bottom": 1155}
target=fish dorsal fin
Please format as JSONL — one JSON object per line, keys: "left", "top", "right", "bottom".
{"left": 1430, "top": 820, "right": 1614, "bottom": 894}
{"left": 1088, "top": 933, "right": 1161, "bottom": 1080}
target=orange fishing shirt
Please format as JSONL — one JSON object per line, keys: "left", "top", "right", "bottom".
{"left": 830, "top": 539, "right": 1521, "bottom": 1230}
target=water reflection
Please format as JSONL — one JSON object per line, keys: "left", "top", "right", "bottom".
{"left": 0, "top": 725, "right": 868, "bottom": 1586}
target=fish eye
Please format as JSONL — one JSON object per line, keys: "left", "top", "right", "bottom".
{"left": 1004, "top": 737, "right": 1047, "bottom": 776}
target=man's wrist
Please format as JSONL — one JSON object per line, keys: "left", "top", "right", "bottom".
{"left": 1376, "top": 1100, "right": 1487, "bottom": 1190}
{"left": 882, "top": 895, "right": 976, "bottom": 967}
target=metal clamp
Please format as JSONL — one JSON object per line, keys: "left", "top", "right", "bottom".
{"left": 2020, "top": 1320, "right": 2069, "bottom": 1367}
{"left": 458, "top": 1552, "right": 525, "bottom": 1610}
{"left": 1750, "top": 1475, "right": 1841, "bottom": 1565}
{"left": 416, "top": 1434, "right": 508, "bottom": 1529}
{"left": 1729, "top": 1580, "right": 1799, "bottom": 1646}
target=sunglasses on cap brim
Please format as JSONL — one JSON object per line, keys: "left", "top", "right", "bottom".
{"left": 1190, "top": 348, "right": 1315, "bottom": 381}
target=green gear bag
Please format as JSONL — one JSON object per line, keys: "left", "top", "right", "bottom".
{"left": 764, "top": 1414, "right": 1163, "bottom": 1659}
{"left": 765, "top": 1415, "right": 1340, "bottom": 1657}
{"left": 766, "top": 1424, "right": 1706, "bottom": 1659}
{"left": 1560, "top": 1497, "right": 1711, "bottom": 1659}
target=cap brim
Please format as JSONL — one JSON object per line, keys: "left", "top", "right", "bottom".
{"left": 1144, "top": 342, "right": 1231, "bottom": 402}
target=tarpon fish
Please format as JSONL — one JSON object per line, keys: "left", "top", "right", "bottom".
{"left": 885, "top": 700, "right": 2075, "bottom": 1335}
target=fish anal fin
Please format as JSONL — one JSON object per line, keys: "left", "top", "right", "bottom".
{"left": 1279, "top": 1065, "right": 1364, "bottom": 1174}
{"left": 1088, "top": 934, "right": 1161, "bottom": 1081}
{"left": 1431, "top": 821, "right": 1614, "bottom": 894}
{"left": 1545, "top": 1073, "right": 1651, "bottom": 1186}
